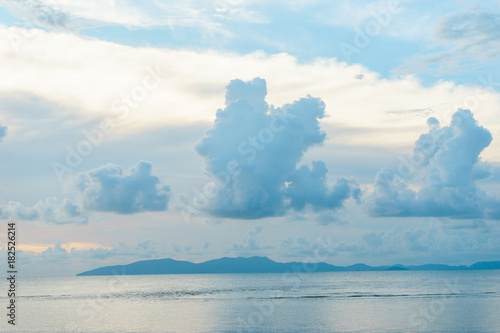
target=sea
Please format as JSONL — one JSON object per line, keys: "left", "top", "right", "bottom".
{"left": 1, "top": 270, "right": 499, "bottom": 332}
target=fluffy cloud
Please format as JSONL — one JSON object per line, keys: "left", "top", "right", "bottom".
{"left": 367, "top": 109, "right": 500, "bottom": 219}
{"left": 195, "top": 78, "right": 359, "bottom": 219}
{"left": 2, "top": 24, "right": 500, "bottom": 164}
{"left": 76, "top": 161, "right": 170, "bottom": 214}
{"left": 0, "top": 161, "right": 170, "bottom": 224}
{"left": 287, "top": 161, "right": 360, "bottom": 211}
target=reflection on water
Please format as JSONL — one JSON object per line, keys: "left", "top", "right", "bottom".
{"left": 0, "top": 270, "right": 499, "bottom": 332}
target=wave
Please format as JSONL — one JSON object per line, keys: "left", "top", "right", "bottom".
{"left": 265, "top": 291, "right": 497, "bottom": 300}
{"left": 6, "top": 290, "right": 497, "bottom": 302}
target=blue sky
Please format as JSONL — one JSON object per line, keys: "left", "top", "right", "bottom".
{"left": 0, "top": 0, "right": 500, "bottom": 276}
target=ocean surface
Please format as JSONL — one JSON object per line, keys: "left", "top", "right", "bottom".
{"left": 1, "top": 270, "right": 499, "bottom": 332}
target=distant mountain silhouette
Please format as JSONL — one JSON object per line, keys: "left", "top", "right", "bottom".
{"left": 386, "top": 266, "right": 410, "bottom": 271}
{"left": 469, "top": 261, "right": 500, "bottom": 270}
{"left": 77, "top": 257, "right": 500, "bottom": 276}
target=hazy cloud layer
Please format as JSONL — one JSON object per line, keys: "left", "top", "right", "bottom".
{"left": 0, "top": 0, "right": 75, "bottom": 30}
{"left": 0, "top": 0, "right": 256, "bottom": 32}
{"left": 195, "top": 78, "right": 359, "bottom": 219}
{"left": 0, "top": 240, "right": 164, "bottom": 277}
{"left": 0, "top": 197, "right": 87, "bottom": 225}
{"left": 367, "top": 109, "right": 500, "bottom": 219}
{"left": 397, "top": 6, "right": 500, "bottom": 75}
{"left": 360, "top": 220, "right": 500, "bottom": 264}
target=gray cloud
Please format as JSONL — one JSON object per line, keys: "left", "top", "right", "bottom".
{"left": 360, "top": 220, "right": 500, "bottom": 264}
{"left": 231, "top": 225, "right": 273, "bottom": 256}
{"left": 1, "top": 197, "right": 87, "bottom": 225}
{"left": 387, "top": 108, "right": 433, "bottom": 117}
{"left": 0, "top": 161, "right": 170, "bottom": 224}
{"left": 439, "top": 218, "right": 491, "bottom": 233}
{"left": 1, "top": 0, "right": 74, "bottom": 30}
{"left": 396, "top": 7, "right": 500, "bottom": 75}
{"left": 195, "top": 77, "right": 359, "bottom": 220}
{"left": 76, "top": 161, "right": 170, "bottom": 214}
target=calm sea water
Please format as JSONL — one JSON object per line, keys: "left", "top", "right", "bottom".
{"left": 0, "top": 270, "right": 499, "bottom": 332}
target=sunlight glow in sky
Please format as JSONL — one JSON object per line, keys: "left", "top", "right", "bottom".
{"left": 1, "top": 0, "right": 500, "bottom": 276}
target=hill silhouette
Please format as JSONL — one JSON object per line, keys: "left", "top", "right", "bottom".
{"left": 77, "top": 257, "right": 500, "bottom": 276}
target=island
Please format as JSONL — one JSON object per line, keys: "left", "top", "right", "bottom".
{"left": 77, "top": 256, "right": 500, "bottom": 276}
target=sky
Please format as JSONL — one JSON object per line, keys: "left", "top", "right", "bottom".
{"left": 0, "top": 0, "right": 500, "bottom": 277}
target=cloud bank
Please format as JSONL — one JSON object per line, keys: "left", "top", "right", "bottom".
{"left": 367, "top": 109, "right": 500, "bottom": 219}
{"left": 0, "top": 240, "right": 164, "bottom": 277}
{"left": 0, "top": 197, "right": 87, "bottom": 225}
{"left": 194, "top": 78, "right": 359, "bottom": 220}
{"left": 0, "top": 161, "right": 170, "bottom": 224}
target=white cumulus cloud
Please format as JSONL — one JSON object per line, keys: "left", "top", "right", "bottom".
{"left": 194, "top": 78, "right": 359, "bottom": 220}
{"left": 367, "top": 109, "right": 500, "bottom": 220}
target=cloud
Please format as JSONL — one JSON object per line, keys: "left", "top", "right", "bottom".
{"left": 359, "top": 219, "right": 500, "bottom": 264}
{"left": 231, "top": 225, "right": 273, "bottom": 256}
{"left": 439, "top": 219, "right": 491, "bottom": 233}
{"left": 287, "top": 162, "right": 360, "bottom": 211}
{"left": 170, "top": 241, "right": 211, "bottom": 256}
{"left": 0, "top": 240, "right": 164, "bottom": 277}
{"left": 0, "top": 0, "right": 257, "bottom": 32}
{"left": 367, "top": 109, "right": 500, "bottom": 219}
{"left": 2, "top": 24, "right": 500, "bottom": 163}
{"left": 396, "top": 6, "right": 500, "bottom": 75}
{"left": 0, "top": 92, "right": 82, "bottom": 136}
{"left": 0, "top": 122, "right": 6, "bottom": 141}
{"left": 1, "top": 0, "right": 74, "bottom": 30}
{"left": 363, "top": 232, "right": 383, "bottom": 249}
{"left": 0, "top": 161, "right": 170, "bottom": 224}
{"left": 76, "top": 161, "right": 170, "bottom": 214}
{"left": 280, "top": 236, "right": 319, "bottom": 258}
{"left": 279, "top": 233, "right": 359, "bottom": 259}
{"left": 0, "top": 197, "right": 87, "bottom": 225}
{"left": 194, "top": 77, "right": 359, "bottom": 219}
